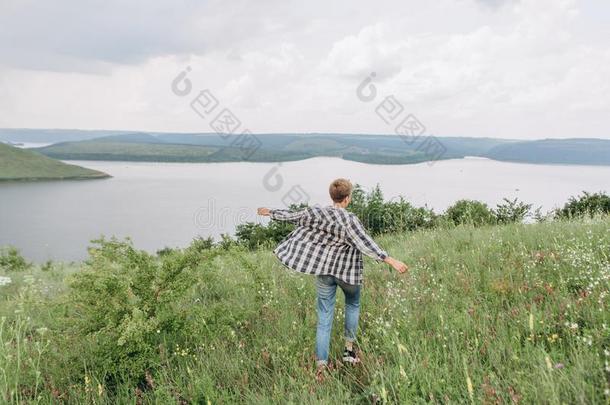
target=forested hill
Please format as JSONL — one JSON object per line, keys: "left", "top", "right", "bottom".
{"left": 485, "top": 138, "right": 610, "bottom": 165}
{"left": 1, "top": 129, "right": 609, "bottom": 165}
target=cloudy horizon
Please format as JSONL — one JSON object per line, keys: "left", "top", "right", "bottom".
{"left": 1, "top": 0, "right": 609, "bottom": 139}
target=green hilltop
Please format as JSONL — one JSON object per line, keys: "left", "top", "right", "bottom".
{"left": 0, "top": 142, "right": 110, "bottom": 181}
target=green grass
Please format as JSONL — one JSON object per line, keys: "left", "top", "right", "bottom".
{"left": 1, "top": 218, "right": 609, "bottom": 403}
{"left": 0, "top": 143, "right": 109, "bottom": 181}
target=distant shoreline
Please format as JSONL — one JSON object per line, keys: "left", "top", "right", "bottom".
{"left": 3, "top": 130, "right": 610, "bottom": 166}
{"left": 59, "top": 155, "right": 610, "bottom": 168}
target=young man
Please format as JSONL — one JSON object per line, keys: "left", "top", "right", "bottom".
{"left": 257, "top": 178, "right": 408, "bottom": 379}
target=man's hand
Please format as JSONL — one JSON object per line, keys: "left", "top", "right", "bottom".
{"left": 257, "top": 207, "right": 271, "bottom": 216}
{"left": 384, "top": 256, "right": 409, "bottom": 274}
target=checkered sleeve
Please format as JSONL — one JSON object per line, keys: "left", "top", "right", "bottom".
{"left": 345, "top": 215, "right": 388, "bottom": 262}
{"left": 269, "top": 208, "right": 307, "bottom": 225}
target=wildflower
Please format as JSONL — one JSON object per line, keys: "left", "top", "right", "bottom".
{"left": 547, "top": 334, "right": 559, "bottom": 343}
{"left": 466, "top": 375, "right": 474, "bottom": 401}
{"left": 545, "top": 356, "right": 553, "bottom": 370}
{"left": 400, "top": 365, "right": 407, "bottom": 378}
{"left": 554, "top": 363, "right": 564, "bottom": 369}
{"left": 0, "top": 276, "right": 11, "bottom": 286}
{"left": 463, "top": 357, "right": 474, "bottom": 403}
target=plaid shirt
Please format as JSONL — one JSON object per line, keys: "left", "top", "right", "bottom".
{"left": 269, "top": 205, "right": 388, "bottom": 285}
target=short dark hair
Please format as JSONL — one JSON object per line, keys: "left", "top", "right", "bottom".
{"left": 329, "top": 178, "right": 352, "bottom": 203}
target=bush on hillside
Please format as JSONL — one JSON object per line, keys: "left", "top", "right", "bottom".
{"left": 234, "top": 203, "right": 307, "bottom": 249}
{"left": 218, "top": 233, "right": 236, "bottom": 250}
{"left": 348, "top": 184, "right": 436, "bottom": 235}
{"left": 67, "top": 236, "right": 214, "bottom": 385}
{"left": 0, "top": 246, "right": 30, "bottom": 272}
{"left": 187, "top": 236, "right": 215, "bottom": 254}
{"left": 444, "top": 199, "right": 496, "bottom": 226}
{"left": 235, "top": 220, "right": 294, "bottom": 250}
{"left": 156, "top": 246, "right": 176, "bottom": 257}
{"left": 555, "top": 191, "right": 610, "bottom": 219}
{"left": 494, "top": 198, "right": 533, "bottom": 224}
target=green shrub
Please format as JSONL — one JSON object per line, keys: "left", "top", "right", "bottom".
{"left": 555, "top": 191, "right": 610, "bottom": 219}
{"left": 41, "top": 259, "right": 54, "bottom": 272}
{"left": 218, "top": 233, "right": 236, "bottom": 250}
{"left": 187, "top": 236, "right": 215, "bottom": 254}
{"left": 0, "top": 246, "right": 30, "bottom": 272}
{"left": 493, "top": 198, "right": 533, "bottom": 224}
{"left": 348, "top": 184, "right": 436, "bottom": 235}
{"left": 234, "top": 203, "right": 306, "bottom": 249}
{"left": 156, "top": 246, "right": 176, "bottom": 257}
{"left": 444, "top": 199, "right": 496, "bottom": 226}
{"left": 67, "top": 236, "right": 211, "bottom": 385}
{"left": 235, "top": 220, "right": 294, "bottom": 249}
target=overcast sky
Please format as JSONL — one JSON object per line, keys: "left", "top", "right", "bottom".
{"left": 0, "top": 0, "right": 609, "bottom": 139}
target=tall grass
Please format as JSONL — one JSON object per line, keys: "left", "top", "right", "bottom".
{"left": 1, "top": 218, "right": 609, "bottom": 403}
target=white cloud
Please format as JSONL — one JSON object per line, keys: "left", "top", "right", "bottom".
{"left": 0, "top": 0, "right": 608, "bottom": 138}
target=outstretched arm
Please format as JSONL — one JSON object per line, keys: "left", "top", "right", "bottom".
{"left": 346, "top": 215, "right": 408, "bottom": 274}
{"left": 257, "top": 207, "right": 307, "bottom": 225}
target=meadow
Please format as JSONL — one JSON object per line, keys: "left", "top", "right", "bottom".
{"left": 1, "top": 216, "right": 609, "bottom": 404}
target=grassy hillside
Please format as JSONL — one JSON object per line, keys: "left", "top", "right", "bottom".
{"left": 1, "top": 218, "right": 609, "bottom": 403}
{"left": 0, "top": 143, "right": 109, "bottom": 181}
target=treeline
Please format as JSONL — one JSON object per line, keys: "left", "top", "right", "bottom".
{"left": 1, "top": 188, "right": 608, "bottom": 271}
{"left": 214, "top": 187, "right": 610, "bottom": 251}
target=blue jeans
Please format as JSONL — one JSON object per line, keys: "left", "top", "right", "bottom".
{"left": 315, "top": 274, "right": 361, "bottom": 365}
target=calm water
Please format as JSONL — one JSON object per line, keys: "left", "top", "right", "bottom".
{"left": 1, "top": 157, "right": 609, "bottom": 262}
